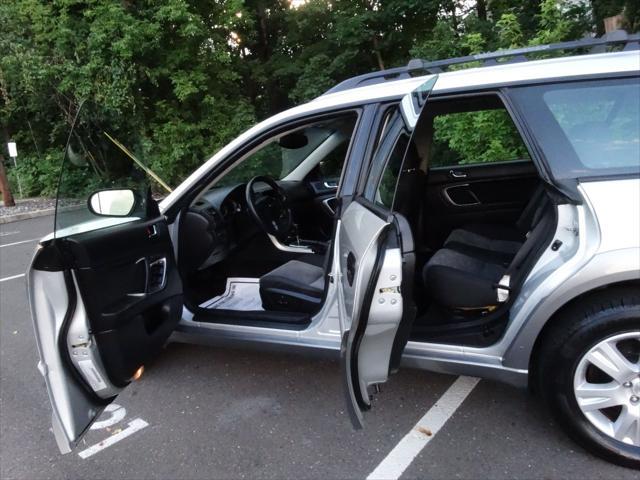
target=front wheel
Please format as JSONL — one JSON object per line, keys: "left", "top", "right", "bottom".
{"left": 537, "top": 287, "right": 640, "bottom": 469}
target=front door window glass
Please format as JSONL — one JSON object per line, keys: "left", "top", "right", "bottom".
{"left": 55, "top": 103, "right": 154, "bottom": 237}
{"left": 363, "top": 76, "right": 438, "bottom": 207}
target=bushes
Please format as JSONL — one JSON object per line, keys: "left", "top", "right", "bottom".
{"left": 7, "top": 151, "right": 63, "bottom": 198}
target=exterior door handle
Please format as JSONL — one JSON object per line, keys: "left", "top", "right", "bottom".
{"left": 449, "top": 169, "right": 467, "bottom": 179}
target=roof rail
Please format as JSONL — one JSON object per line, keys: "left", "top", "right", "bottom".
{"left": 323, "top": 29, "right": 639, "bottom": 95}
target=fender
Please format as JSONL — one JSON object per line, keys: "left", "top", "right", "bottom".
{"left": 503, "top": 247, "right": 640, "bottom": 370}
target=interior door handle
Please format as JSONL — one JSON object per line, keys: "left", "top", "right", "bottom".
{"left": 147, "top": 224, "right": 158, "bottom": 239}
{"left": 449, "top": 169, "right": 467, "bottom": 179}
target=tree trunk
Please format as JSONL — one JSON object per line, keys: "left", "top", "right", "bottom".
{"left": 0, "top": 154, "right": 15, "bottom": 207}
{"left": 477, "top": 0, "right": 487, "bottom": 21}
{"left": 0, "top": 125, "right": 15, "bottom": 206}
{"left": 448, "top": 0, "right": 458, "bottom": 30}
{"left": 372, "top": 36, "right": 385, "bottom": 70}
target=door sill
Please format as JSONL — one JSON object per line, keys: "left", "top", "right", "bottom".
{"left": 192, "top": 308, "right": 311, "bottom": 331}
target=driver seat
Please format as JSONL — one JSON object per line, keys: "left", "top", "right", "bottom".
{"left": 259, "top": 254, "right": 326, "bottom": 313}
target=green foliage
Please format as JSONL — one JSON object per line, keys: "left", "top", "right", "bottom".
{"left": 496, "top": 13, "right": 524, "bottom": 48}
{"left": 432, "top": 110, "right": 530, "bottom": 167}
{"left": 531, "top": 0, "right": 572, "bottom": 45}
{"left": 1, "top": 0, "right": 255, "bottom": 195}
{"left": 0, "top": 1, "right": 630, "bottom": 198}
{"left": 7, "top": 151, "right": 64, "bottom": 198}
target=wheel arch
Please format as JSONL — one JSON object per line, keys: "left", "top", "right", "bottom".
{"left": 502, "top": 245, "right": 639, "bottom": 370}
{"left": 527, "top": 278, "right": 640, "bottom": 390}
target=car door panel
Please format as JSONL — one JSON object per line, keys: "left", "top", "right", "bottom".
{"left": 338, "top": 76, "right": 436, "bottom": 427}
{"left": 423, "top": 160, "right": 539, "bottom": 248}
{"left": 60, "top": 217, "right": 181, "bottom": 385}
{"left": 29, "top": 215, "right": 182, "bottom": 452}
{"left": 29, "top": 267, "right": 104, "bottom": 453}
{"left": 338, "top": 201, "right": 417, "bottom": 427}
{"left": 338, "top": 201, "right": 400, "bottom": 426}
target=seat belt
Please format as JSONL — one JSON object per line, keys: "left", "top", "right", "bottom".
{"left": 515, "top": 184, "right": 545, "bottom": 233}
{"left": 495, "top": 199, "right": 552, "bottom": 302}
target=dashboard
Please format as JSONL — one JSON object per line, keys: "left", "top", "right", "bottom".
{"left": 178, "top": 178, "right": 336, "bottom": 273}
{"left": 178, "top": 184, "right": 258, "bottom": 272}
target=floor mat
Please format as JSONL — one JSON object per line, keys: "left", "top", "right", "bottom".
{"left": 199, "top": 277, "right": 264, "bottom": 311}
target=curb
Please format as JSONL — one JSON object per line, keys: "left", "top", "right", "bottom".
{"left": 0, "top": 208, "right": 55, "bottom": 225}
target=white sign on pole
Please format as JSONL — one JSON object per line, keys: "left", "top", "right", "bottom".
{"left": 7, "top": 142, "right": 17, "bottom": 158}
{"left": 6, "top": 141, "right": 23, "bottom": 197}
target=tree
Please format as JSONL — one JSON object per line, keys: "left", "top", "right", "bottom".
{"left": 0, "top": 1, "right": 631, "bottom": 198}
{"left": 0, "top": 154, "right": 15, "bottom": 206}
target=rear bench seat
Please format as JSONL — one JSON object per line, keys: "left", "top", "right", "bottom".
{"left": 422, "top": 186, "right": 553, "bottom": 310}
{"left": 443, "top": 185, "right": 546, "bottom": 262}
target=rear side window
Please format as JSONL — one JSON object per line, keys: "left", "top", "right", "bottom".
{"left": 430, "top": 105, "right": 530, "bottom": 168}
{"left": 510, "top": 77, "right": 640, "bottom": 179}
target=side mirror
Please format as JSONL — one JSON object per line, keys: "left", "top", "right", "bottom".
{"left": 88, "top": 189, "right": 138, "bottom": 217}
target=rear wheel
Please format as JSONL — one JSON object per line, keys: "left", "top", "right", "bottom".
{"left": 537, "top": 287, "right": 640, "bottom": 469}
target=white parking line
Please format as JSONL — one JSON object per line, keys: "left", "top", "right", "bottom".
{"left": 0, "top": 231, "right": 19, "bottom": 237}
{"left": 0, "top": 273, "right": 25, "bottom": 283}
{"left": 78, "top": 418, "right": 149, "bottom": 459}
{"left": 367, "top": 376, "right": 480, "bottom": 480}
{"left": 0, "top": 238, "right": 40, "bottom": 248}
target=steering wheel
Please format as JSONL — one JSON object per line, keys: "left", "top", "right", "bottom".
{"left": 245, "top": 176, "right": 293, "bottom": 240}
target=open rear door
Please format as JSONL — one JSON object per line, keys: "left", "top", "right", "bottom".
{"left": 337, "top": 76, "right": 437, "bottom": 427}
{"left": 28, "top": 103, "right": 182, "bottom": 452}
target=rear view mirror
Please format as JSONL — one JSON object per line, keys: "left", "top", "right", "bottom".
{"left": 279, "top": 132, "right": 308, "bottom": 149}
{"left": 88, "top": 189, "right": 137, "bottom": 217}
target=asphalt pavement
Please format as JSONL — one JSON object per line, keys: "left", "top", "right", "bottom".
{"left": 0, "top": 215, "right": 636, "bottom": 479}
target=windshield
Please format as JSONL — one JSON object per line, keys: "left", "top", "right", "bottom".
{"left": 215, "top": 118, "right": 354, "bottom": 187}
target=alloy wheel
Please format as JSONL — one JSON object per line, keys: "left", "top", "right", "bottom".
{"left": 573, "top": 331, "right": 640, "bottom": 446}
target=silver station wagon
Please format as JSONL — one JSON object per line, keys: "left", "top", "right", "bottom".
{"left": 29, "top": 31, "right": 640, "bottom": 467}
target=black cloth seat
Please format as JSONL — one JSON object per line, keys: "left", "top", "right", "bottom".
{"left": 443, "top": 185, "right": 546, "bottom": 258}
{"left": 423, "top": 248, "right": 507, "bottom": 309}
{"left": 423, "top": 193, "right": 554, "bottom": 310}
{"left": 445, "top": 224, "right": 524, "bottom": 259}
{"left": 259, "top": 254, "right": 325, "bottom": 313}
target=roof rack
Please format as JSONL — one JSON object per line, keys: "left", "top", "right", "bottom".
{"left": 323, "top": 29, "right": 639, "bottom": 95}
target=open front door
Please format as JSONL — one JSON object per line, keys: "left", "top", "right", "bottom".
{"left": 28, "top": 103, "right": 182, "bottom": 453}
{"left": 338, "top": 76, "right": 437, "bottom": 427}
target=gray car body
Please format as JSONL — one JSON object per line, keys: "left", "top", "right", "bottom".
{"left": 28, "top": 50, "right": 640, "bottom": 453}
{"left": 172, "top": 181, "right": 639, "bottom": 388}
{"left": 166, "top": 52, "right": 640, "bottom": 388}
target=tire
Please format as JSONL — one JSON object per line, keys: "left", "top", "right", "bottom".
{"left": 536, "top": 286, "right": 640, "bottom": 469}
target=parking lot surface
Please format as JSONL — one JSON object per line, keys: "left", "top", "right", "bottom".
{"left": 1, "top": 216, "right": 636, "bottom": 479}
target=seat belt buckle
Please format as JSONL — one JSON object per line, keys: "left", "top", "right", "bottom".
{"left": 494, "top": 275, "right": 511, "bottom": 303}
